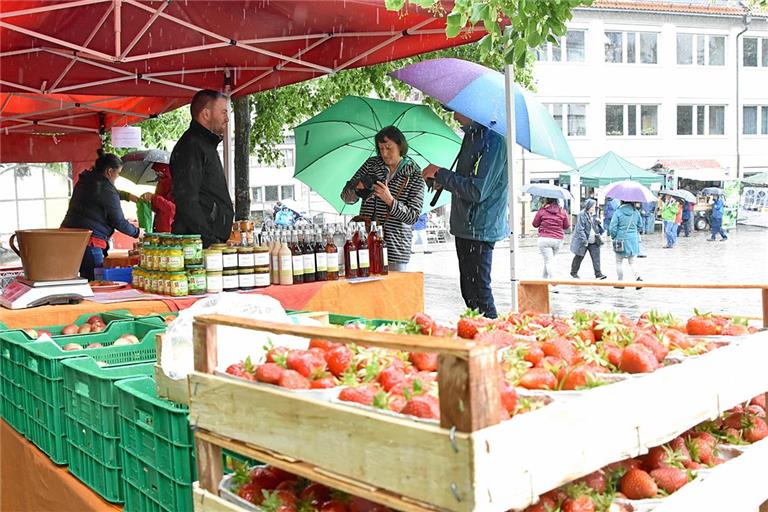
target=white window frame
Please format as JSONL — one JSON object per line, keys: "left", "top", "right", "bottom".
{"left": 536, "top": 29, "right": 587, "bottom": 63}
{"left": 743, "top": 36, "right": 768, "bottom": 67}
{"left": 280, "top": 184, "right": 295, "bottom": 201}
{"left": 743, "top": 105, "right": 768, "bottom": 136}
{"left": 604, "top": 30, "right": 659, "bottom": 64}
{"left": 544, "top": 102, "right": 588, "bottom": 137}
{"left": 676, "top": 33, "right": 726, "bottom": 66}
{"left": 676, "top": 104, "right": 727, "bottom": 137}
{"left": 605, "top": 104, "right": 659, "bottom": 137}
{"left": 0, "top": 165, "right": 73, "bottom": 239}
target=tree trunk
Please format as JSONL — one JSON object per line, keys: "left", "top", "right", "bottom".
{"left": 233, "top": 96, "right": 252, "bottom": 220}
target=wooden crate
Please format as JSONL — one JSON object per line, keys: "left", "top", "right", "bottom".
{"left": 517, "top": 280, "right": 768, "bottom": 327}
{"left": 189, "top": 314, "right": 768, "bottom": 512}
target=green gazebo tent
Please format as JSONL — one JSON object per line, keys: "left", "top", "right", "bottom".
{"left": 559, "top": 151, "right": 663, "bottom": 187}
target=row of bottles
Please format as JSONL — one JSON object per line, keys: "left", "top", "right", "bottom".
{"left": 263, "top": 223, "right": 388, "bottom": 286}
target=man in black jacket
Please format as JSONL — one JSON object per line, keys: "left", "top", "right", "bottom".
{"left": 171, "top": 89, "right": 234, "bottom": 247}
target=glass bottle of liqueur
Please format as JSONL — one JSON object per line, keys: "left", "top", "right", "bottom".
{"left": 357, "top": 224, "right": 370, "bottom": 278}
{"left": 343, "top": 227, "right": 358, "bottom": 279}
{"left": 290, "top": 231, "right": 304, "bottom": 284}
{"left": 367, "top": 221, "right": 379, "bottom": 275}
{"left": 270, "top": 229, "right": 281, "bottom": 284}
{"left": 377, "top": 225, "right": 388, "bottom": 275}
{"left": 301, "top": 229, "right": 316, "bottom": 283}
{"left": 314, "top": 228, "right": 327, "bottom": 281}
{"left": 326, "top": 230, "right": 339, "bottom": 280}
{"left": 332, "top": 224, "right": 345, "bottom": 277}
{"left": 278, "top": 233, "right": 293, "bottom": 285}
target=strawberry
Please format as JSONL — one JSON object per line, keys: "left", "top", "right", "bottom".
{"left": 287, "top": 350, "right": 326, "bottom": 378}
{"left": 686, "top": 436, "right": 714, "bottom": 465}
{"left": 338, "top": 384, "right": 379, "bottom": 405}
{"left": 523, "top": 496, "right": 556, "bottom": 512}
{"left": 603, "top": 344, "right": 623, "bottom": 368}
{"left": 325, "top": 346, "right": 353, "bottom": 377}
{"left": 475, "top": 329, "right": 518, "bottom": 348}
{"left": 577, "top": 471, "right": 606, "bottom": 493}
{"left": 267, "top": 466, "right": 294, "bottom": 482}
{"left": 721, "top": 323, "right": 749, "bottom": 336}
{"left": 620, "top": 344, "right": 660, "bottom": 374}
{"left": 541, "top": 337, "right": 577, "bottom": 365}
{"left": 683, "top": 460, "right": 705, "bottom": 470}
{"left": 723, "top": 412, "right": 746, "bottom": 430}
{"left": 574, "top": 329, "right": 595, "bottom": 345}
{"left": 320, "top": 500, "right": 349, "bottom": 512}
{"left": 275, "top": 481, "right": 299, "bottom": 493}
{"left": 457, "top": 309, "right": 486, "bottom": 339}
{"left": 535, "top": 355, "right": 565, "bottom": 369}
{"left": 400, "top": 395, "right": 440, "bottom": 420}
{"left": 387, "top": 393, "right": 407, "bottom": 412}
{"left": 642, "top": 446, "right": 672, "bottom": 471}
{"left": 309, "top": 338, "right": 338, "bottom": 352}
{"left": 663, "top": 328, "right": 692, "bottom": 350}
{"left": 668, "top": 437, "right": 692, "bottom": 463}
{"left": 686, "top": 315, "right": 718, "bottom": 336}
{"left": 310, "top": 375, "right": 337, "bottom": 389}
{"left": 266, "top": 346, "right": 289, "bottom": 364}
{"left": 256, "top": 363, "right": 285, "bottom": 384}
{"left": 752, "top": 394, "right": 767, "bottom": 410}
{"left": 559, "top": 364, "right": 595, "bottom": 391}
{"left": 409, "top": 352, "right": 438, "bottom": 372}
{"left": 744, "top": 416, "right": 768, "bottom": 443}
{"left": 620, "top": 469, "right": 658, "bottom": 499}
{"left": 238, "top": 483, "right": 264, "bottom": 505}
{"left": 411, "top": 312, "right": 436, "bottom": 335}
{"left": 633, "top": 331, "right": 669, "bottom": 363}
{"left": 519, "top": 343, "right": 545, "bottom": 366}
{"left": 249, "top": 466, "right": 281, "bottom": 490}
{"left": 650, "top": 467, "right": 689, "bottom": 494}
{"left": 519, "top": 368, "right": 557, "bottom": 390}
{"left": 562, "top": 496, "right": 595, "bottom": 512}
{"left": 605, "top": 458, "right": 643, "bottom": 474}
{"left": 378, "top": 365, "right": 406, "bottom": 392}
{"left": 277, "top": 370, "right": 311, "bottom": 389}
{"left": 226, "top": 363, "right": 245, "bottom": 377}
{"left": 499, "top": 381, "right": 518, "bottom": 414}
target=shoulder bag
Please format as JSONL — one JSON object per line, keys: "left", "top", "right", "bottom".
{"left": 612, "top": 214, "right": 637, "bottom": 253}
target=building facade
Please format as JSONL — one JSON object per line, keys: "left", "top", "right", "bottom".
{"left": 528, "top": 0, "right": 768, "bottom": 182}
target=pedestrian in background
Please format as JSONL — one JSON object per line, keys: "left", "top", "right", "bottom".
{"left": 661, "top": 195, "right": 680, "bottom": 248}
{"left": 411, "top": 212, "right": 430, "bottom": 254}
{"left": 709, "top": 195, "right": 728, "bottom": 241}
{"left": 570, "top": 198, "right": 606, "bottom": 279}
{"left": 609, "top": 201, "right": 643, "bottom": 289}
{"left": 533, "top": 198, "right": 570, "bottom": 279}
{"left": 640, "top": 200, "right": 656, "bottom": 234}
{"left": 679, "top": 201, "right": 692, "bottom": 238}
{"left": 603, "top": 196, "right": 620, "bottom": 230}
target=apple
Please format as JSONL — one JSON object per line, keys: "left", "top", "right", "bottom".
{"left": 119, "top": 334, "right": 139, "bottom": 345}
{"left": 87, "top": 315, "right": 103, "bottom": 325}
{"left": 61, "top": 324, "right": 79, "bottom": 335}
{"left": 24, "top": 328, "right": 38, "bottom": 339}
{"left": 78, "top": 324, "right": 92, "bottom": 334}
{"left": 111, "top": 338, "right": 134, "bottom": 347}
{"left": 86, "top": 342, "right": 103, "bottom": 349}
{"left": 61, "top": 343, "right": 82, "bottom": 351}
{"left": 91, "top": 324, "right": 105, "bottom": 333}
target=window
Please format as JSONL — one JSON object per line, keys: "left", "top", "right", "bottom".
{"left": 536, "top": 30, "right": 586, "bottom": 62}
{"left": 678, "top": 34, "right": 726, "bottom": 66}
{"left": 281, "top": 148, "right": 295, "bottom": 167}
{"left": 743, "top": 106, "right": 768, "bottom": 135}
{"left": 677, "top": 105, "right": 726, "bottom": 135}
{"left": 0, "top": 165, "right": 72, "bottom": 240}
{"left": 605, "top": 31, "right": 657, "bottom": 64}
{"left": 265, "top": 185, "right": 279, "bottom": 202}
{"left": 605, "top": 104, "right": 657, "bottom": 136}
{"left": 280, "top": 185, "right": 294, "bottom": 200}
{"left": 251, "top": 187, "right": 263, "bottom": 202}
{"left": 545, "top": 103, "right": 587, "bottom": 136}
{"left": 743, "top": 37, "right": 768, "bottom": 67}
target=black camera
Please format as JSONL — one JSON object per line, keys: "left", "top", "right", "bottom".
{"left": 355, "top": 174, "right": 378, "bottom": 200}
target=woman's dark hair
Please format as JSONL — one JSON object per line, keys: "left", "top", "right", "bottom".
{"left": 375, "top": 126, "right": 408, "bottom": 157}
{"left": 545, "top": 197, "right": 558, "bottom": 205}
{"left": 93, "top": 149, "right": 123, "bottom": 174}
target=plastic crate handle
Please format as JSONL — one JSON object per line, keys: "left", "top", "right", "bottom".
{"left": 27, "top": 356, "right": 38, "bottom": 372}
{"left": 136, "top": 407, "right": 155, "bottom": 432}
{"left": 75, "top": 381, "right": 90, "bottom": 399}
{"left": 2, "top": 348, "right": 9, "bottom": 359}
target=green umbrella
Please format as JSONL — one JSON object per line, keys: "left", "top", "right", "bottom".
{"left": 293, "top": 96, "right": 461, "bottom": 215}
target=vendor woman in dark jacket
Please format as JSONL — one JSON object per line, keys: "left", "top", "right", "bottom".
{"left": 61, "top": 150, "right": 141, "bottom": 280}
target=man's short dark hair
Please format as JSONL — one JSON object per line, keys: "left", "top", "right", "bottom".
{"left": 374, "top": 125, "right": 408, "bottom": 157}
{"left": 190, "top": 89, "right": 226, "bottom": 119}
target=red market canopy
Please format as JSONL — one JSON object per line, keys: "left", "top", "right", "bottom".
{"left": 0, "top": 0, "right": 483, "bottom": 99}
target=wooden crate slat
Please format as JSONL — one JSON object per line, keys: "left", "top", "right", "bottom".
{"left": 189, "top": 372, "right": 475, "bottom": 512}
{"left": 193, "top": 315, "right": 475, "bottom": 357}
{"left": 193, "top": 482, "right": 243, "bottom": 512}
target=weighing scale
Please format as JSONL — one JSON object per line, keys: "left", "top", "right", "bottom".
{"left": 0, "top": 277, "right": 93, "bottom": 309}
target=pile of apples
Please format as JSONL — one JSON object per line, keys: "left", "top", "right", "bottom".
{"left": 61, "top": 333, "right": 140, "bottom": 351}
{"left": 24, "top": 315, "right": 110, "bottom": 339}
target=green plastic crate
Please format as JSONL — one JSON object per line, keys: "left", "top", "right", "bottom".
{"left": 66, "top": 439, "right": 123, "bottom": 503}
{"left": 115, "top": 377, "right": 194, "bottom": 481}
{"left": 63, "top": 359, "right": 155, "bottom": 465}
{"left": 131, "top": 311, "right": 179, "bottom": 328}
{"left": 121, "top": 449, "right": 193, "bottom": 512}
{"left": 0, "top": 331, "right": 31, "bottom": 433}
{"left": 21, "top": 322, "right": 163, "bottom": 464}
{"left": 9, "top": 310, "right": 133, "bottom": 340}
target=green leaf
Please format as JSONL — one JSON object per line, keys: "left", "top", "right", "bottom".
{"left": 445, "top": 12, "right": 464, "bottom": 38}
{"left": 412, "top": 0, "right": 436, "bottom": 8}
{"left": 384, "top": 0, "right": 405, "bottom": 10}
{"left": 470, "top": 3, "right": 490, "bottom": 24}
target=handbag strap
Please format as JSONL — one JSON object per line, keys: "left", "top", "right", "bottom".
{"left": 384, "top": 175, "right": 410, "bottom": 223}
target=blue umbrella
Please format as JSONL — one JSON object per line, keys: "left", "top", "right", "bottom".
{"left": 522, "top": 183, "right": 573, "bottom": 201}
{"left": 662, "top": 189, "right": 696, "bottom": 203}
{"left": 390, "top": 58, "right": 576, "bottom": 167}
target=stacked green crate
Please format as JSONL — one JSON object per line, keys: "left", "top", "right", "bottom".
{"left": 63, "top": 360, "right": 155, "bottom": 503}
{"left": 20, "top": 321, "right": 163, "bottom": 464}
{"left": 115, "top": 377, "right": 195, "bottom": 511}
{"left": 0, "top": 310, "right": 130, "bottom": 431}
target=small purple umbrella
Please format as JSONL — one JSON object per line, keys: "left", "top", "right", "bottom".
{"left": 603, "top": 180, "right": 657, "bottom": 203}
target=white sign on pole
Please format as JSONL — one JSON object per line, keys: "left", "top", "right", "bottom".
{"left": 111, "top": 126, "right": 142, "bottom": 148}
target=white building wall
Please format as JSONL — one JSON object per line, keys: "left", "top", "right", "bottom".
{"left": 528, "top": 8, "right": 768, "bottom": 180}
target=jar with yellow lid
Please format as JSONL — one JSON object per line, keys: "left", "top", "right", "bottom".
{"left": 169, "top": 272, "right": 189, "bottom": 297}
{"left": 144, "top": 272, "right": 155, "bottom": 294}
{"left": 237, "top": 246, "right": 255, "bottom": 268}
{"left": 182, "top": 235, "right": 203, "bottom": 267}
{"left": 145, "top": 233, "right": 160, "bottom": 246}
{"left": 206, "top": 271, "right": 223, "bottom": 293}
{"left": 187, "top": 266, "right": 207, "bottom": 295}
{"left": 222, "top": 247, "right": 238, "bottom": 270}
{"left": 238, "top": 268, "right": 255, "bottom": 290}
{"left": 210, "top": 243, "right": 228, "bottom": 250}
{"left": 223, "top": 269, "right": 239, "bottom": 291}
{"left": 167, "top": 245, "right": 185, "bottom": 272}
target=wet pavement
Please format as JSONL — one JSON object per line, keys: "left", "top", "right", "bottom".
{"left": 408, "top": 225, "right": 768, "bottom": 324}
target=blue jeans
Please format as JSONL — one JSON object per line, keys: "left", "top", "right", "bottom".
{"left": 663, "top": 220, "right": 678, "bottom": 247}
{"left": 79, "top": 246, "right": 105, "bottom": 281}
{"left": 455, "top": 237, "right": 497, "bottom": 318}
{"left": 710, "top": 218, "right": 727, "bottom": 240}
{"left": 642, "top": 215, "right": 654, "bottom": 234}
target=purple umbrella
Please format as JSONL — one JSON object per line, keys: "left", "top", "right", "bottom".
{"left": 603, "top": 180, "right": 657, "bottom": 203}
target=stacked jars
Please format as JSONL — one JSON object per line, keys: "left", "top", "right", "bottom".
{"left": 133, "top": 233, "right": 207, "bottom": 297}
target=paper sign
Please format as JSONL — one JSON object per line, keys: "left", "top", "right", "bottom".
{"left": 111, "top": 126, "right": 142, "bottom": 148}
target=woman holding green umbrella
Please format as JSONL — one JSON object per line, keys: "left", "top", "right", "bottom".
{"left": 341, "top": 126, "right": 424, "bottom": 271}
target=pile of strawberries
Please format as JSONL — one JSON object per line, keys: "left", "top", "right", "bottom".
{"left": 230, "top": 463, "right": 391, "bottom": 512}
{"left": 696, "top": 394, "right": 768, "bottom": 445}
{"left": 685, "top": 310, "right": 753, "bottom": 336}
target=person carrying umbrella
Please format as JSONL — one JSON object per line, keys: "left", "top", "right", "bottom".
{"left": 341, "top": 125, "right": 425, "bottom": 271}
{"left": 608, "top": 201, "right": 643, "bottom": 289}
{"left": 570, "top": 198, "right": 607, "bottom": 280}
{"left": 421, "top": 111, "right": 508, "bottom": 319}
{"left": 709, "top": 195, "right": 728, "bottom": 241}
{"left": 660, "top": 194, "right": 681, "bottom": 248}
